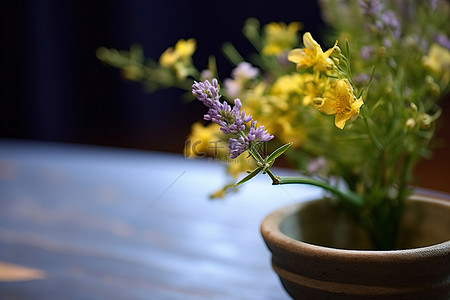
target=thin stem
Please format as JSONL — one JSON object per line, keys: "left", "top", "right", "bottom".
{"left": 275, "top": 176, "right": 363, "bottom": 207}
{"left": 361, "top": 105, "right": 384, "bottom": 151}
{"left": 222, "top": 43, "right": 245, "bottom": 66}
{"left": 266, "top": 170, "right": 280, "bottom": 184}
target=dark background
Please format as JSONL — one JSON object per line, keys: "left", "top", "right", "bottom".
{"left": 1, "top": 0, "right": 449, "bottom": 192}
{"left": 0, "top": 0, "right": 324, "bottom": 153}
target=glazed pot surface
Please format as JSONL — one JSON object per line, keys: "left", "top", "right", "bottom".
{"left": 261, "top": 196, "right": 450, "bottom": 299}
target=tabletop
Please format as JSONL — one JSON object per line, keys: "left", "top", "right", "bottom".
{"left": 0, "top": 139, "right": 323, "bottom": 299}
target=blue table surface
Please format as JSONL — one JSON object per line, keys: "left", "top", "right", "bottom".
{"left": 0, "top": 139, "right": 323, "bottom": 300}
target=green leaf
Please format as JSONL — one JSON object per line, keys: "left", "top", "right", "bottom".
{"left": 345, "top": 40, "right": 350, "bottom": 58}
{"left": 234, "top": 166, "right": 263, "bottom": 187}
{"left": 221, "top": 42, "right": 244, "bottom": 66}
{"left": 265, "top": 142, "right": 293, "bottom": 165}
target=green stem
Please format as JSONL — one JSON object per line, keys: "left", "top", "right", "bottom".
{"left": 222, "top": 42, "right": 245, "bottom": 66}
{"left": 275, "top": 176, "right": 363, "bottom": 207}
{"left": 361, "top": 106, "right": 384, "bottom": 151}
{"left": 266, "top": 170, "right": 280, "bottom": 184}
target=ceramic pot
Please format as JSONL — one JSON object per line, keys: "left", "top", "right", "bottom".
{"left": 260, "top": 195, "right": 450, "bottom": 299}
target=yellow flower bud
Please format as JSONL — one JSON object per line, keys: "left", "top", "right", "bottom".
{"left": 405, "top": 118, "right": 416, "bottom": 130}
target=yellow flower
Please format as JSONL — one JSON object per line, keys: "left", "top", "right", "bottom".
{"left": 302, "top": 75, "right": 323, "bottom": 106}
{"left": 288, "top": 32, "right": 338, "bottom": 72}
{"left": 241, "top": 82, "right": 273, "bottom": 119}
{"left": 210, "top": 188, "right": 227, "bottom": 199}
{"left": 270, "top": 73, "right": 323, "bottom": 106}
{"left": 262, "top": 22, "right": 303, "bottom": 56}
{"left": 209, "top": 183, "right": 238, "bottom": 199}
{"left": 159, "top": 38, "right": 196, "bottom": 67}
{"left": 271, "top": 73, "right": 304, "bottom": 96}
{"left": 184, "top": 122, "right": 227, "bottom": 158}
{"left": 422, "top": 43, "right": 450, "bottom": 85}
{"left": 275, "top": 117, "right": 305, "bottom": 146}
{"left": 315, "top": 79, "right": 363, "bottom": 129}
{"left": 175, "top": 38, "right": 196, "bottom": 59}
{"left": 159, "top": 48, "right": 177, "bottom": 67}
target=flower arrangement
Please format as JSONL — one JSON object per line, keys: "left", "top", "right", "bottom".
{"left": 97, "top": 0, "right": 450, "bottom": 250}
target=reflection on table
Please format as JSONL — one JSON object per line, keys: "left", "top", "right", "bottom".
{"left": 0, "top": 139, "right": 324, "bottom": 299}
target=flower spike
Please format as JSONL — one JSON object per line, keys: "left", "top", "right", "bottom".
{"left": 192, "top": 79, "right": 274, "bottom": 159}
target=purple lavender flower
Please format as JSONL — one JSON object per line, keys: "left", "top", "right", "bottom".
{"left": 192, "top": 80, "right": 252, "bottom": 134}
{"left": 360, "top": 46, "right": 374, "bottom": 59}
{"left": 230, "top": 99, "right": 253, "bottom": 133}
{"left": 231, "top": 62, "right": 259, "bottom": 80}
{"left": 223, "top": 79, "right": 241, "bottom": 99}
{"left": 359, "top": 1, "right": 402, "bottom": 40}
{"left": 223, "top": 62, "right": 259, "bottom": 98}
{"left": 200, "top": 69, "right": 213, "bottom": 81}
{"left": 247, "top": 121, "right": 274, "bottom": 143}
{"left": 193, "top": 78, "right": 274, "bottom": 159}
{"left": 381, "top": 10, "right": 401, "bottom": 39}
{"left": 358, "top": 0, "right": 383, "bottom": 17}
{"left": 228, "top": 121, "right": 274, "bottom": 159}
{"left": 354, "top": 73, "right": 370, "bottom": 85}
{"left": 411, "top": 35, "right": 428, "bottom": 51}
{"left": 228, "top": 137, "right": 249, "bottom": 159}
{"left": 382, "top": 38, "right": 392, "bottom": 48}
{"left": 192, "top": 79, "right": 220, "bottom": 108}
{"left": 435, "top": 34, "right": 450, "bottom": 51}
{"left": 429, "top": 0, "right": 437, "bottom": 10}
{"left": 204, "top": 98, "right": 252, "bottom": 134}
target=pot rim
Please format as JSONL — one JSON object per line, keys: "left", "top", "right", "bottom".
{"left": 260, "top": 194, "right": 450, "bottom": 261}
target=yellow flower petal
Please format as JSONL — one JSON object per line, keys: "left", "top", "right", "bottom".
{"left": 288, "top": 32, "right": 338, "bottom": 72}
{"left": 159, "top": 47, "right": 177, "bottom": 67}
{"left": 175, "top": 38, "right": 196, "bottom": 59}
{"left": 303, "top": 32, "right": 320, "bottom": 52}
{"left": 320, "top": 97, "right": 337, "bottom": 115}
{"left": 184, "top": 122, "right": 226, "bottom": 158}
{"left": 422, "top": 43, "right": 450, "bottom": 85}
{"left": 262, "top": 22, "right": 302, "bottom": 56}
{"left": 226, "top": 153, "right": 257, "bottom": 179}
{"left": 159, "top": 39, "right": 196, "bottom": 68}
{"left": 334, "top": 113, "right": 349, "bottom": 129}
{"left": 287, "top": 49, "right": 304, "bottom": 64}
{"left": 324, "top": 40, "right": 338, "bottom": 57}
